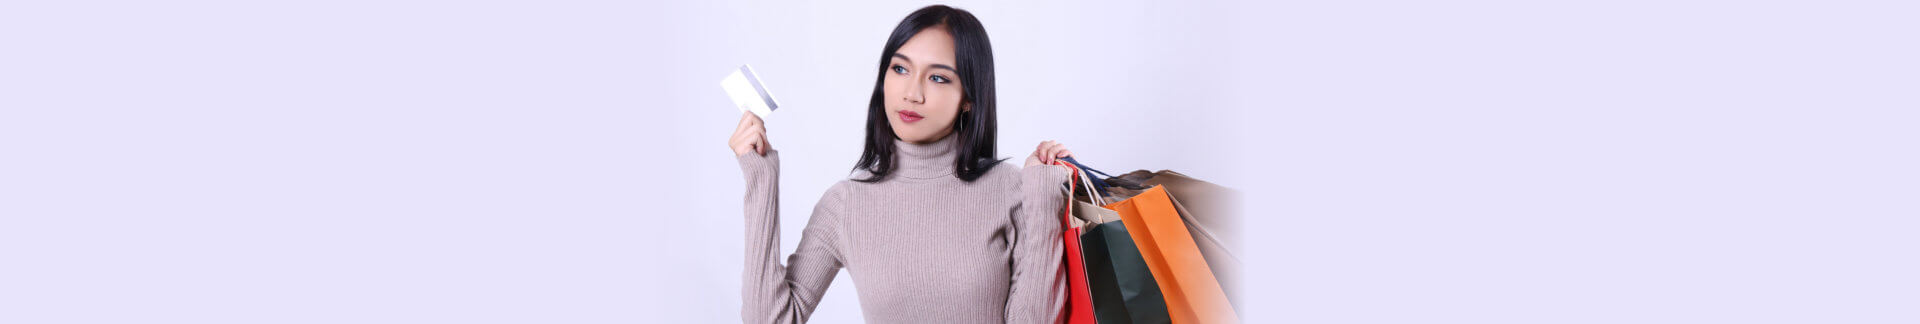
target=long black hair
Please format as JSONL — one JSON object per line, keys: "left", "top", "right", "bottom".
{"left": 852, "top": 5, "right": 1001, "bottom": 182}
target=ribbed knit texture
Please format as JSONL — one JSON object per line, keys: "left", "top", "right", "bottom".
{"left": 737, "top": 134, "right": 1070, "bottom": 323}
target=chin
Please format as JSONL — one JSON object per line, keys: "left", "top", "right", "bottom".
{"left": 898, "top": 132, "right": 929, "bottom": 142}
{"left": 892, "top": 129, "right": 933, "bottom": 142}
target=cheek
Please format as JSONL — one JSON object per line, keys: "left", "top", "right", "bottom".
{"left": 881, "top": 78, "right": 901, "bottom": 106}
{"left": 933, "top": 87, "right": 965, "bottom": 115}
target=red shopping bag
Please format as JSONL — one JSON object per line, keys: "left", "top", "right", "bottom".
{"left": 1057, "top": 162, "right": 1097, "bottom": 324}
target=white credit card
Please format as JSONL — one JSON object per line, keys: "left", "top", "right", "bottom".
{"left": 720, "top": 64, "right": 779, "bottom": 118}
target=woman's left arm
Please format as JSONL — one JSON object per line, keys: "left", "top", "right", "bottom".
{"left": 1006, "top": 141, "right": 1075, "bottom": 324}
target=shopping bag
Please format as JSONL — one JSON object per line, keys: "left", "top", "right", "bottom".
{"left": 1107, "top": 185, "right": 1239, "bottom": 323}
{"left": 1103, "top": 170, "right": 1241, "bottom": 252}
{"left": 1057, "top": 162, "right": 1097, "bottom": 324}
{"left": 1099, "top": 170, "right": 1243, "bottom": 314}
{"left": 1065, "top": 158, "right": 1169, "bottom": 324}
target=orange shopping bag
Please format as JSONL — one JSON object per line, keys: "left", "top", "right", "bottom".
{"left": 1107, "top": 185, "right": 1238, "bottom": 323}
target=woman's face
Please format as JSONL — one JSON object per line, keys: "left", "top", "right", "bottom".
{"left": 883, "top": 26, "right": 966, "bottom": 144}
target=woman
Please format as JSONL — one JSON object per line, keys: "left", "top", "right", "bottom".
{"left": 727, "top": 5, "right": 1076, "bottom": 324}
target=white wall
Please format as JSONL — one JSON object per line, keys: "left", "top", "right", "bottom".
{"left": 5, "top": 0, "right": 1916, "bottom": 323}
{"left": 1, "top": 0, "right": 1256, "bottom": 323}
{"left": 649, "top": 1, "right": 1254, "bottom": 322}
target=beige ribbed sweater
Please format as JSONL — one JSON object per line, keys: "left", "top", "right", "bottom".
{"left": 736, "top": 134, "right": 1070, "bottom": 323}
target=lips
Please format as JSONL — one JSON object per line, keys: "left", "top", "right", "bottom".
{"left": 897, "top": 110, "right": 924, "bottom": 123}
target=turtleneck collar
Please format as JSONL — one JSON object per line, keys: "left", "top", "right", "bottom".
{"left": 893, "top": 132, "right": 959, "bottom": 180}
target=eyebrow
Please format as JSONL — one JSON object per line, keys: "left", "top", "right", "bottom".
{"left": 891, "top": 53, "right": 957, "bottom": 73}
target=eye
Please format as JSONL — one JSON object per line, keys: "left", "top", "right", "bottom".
{"left": 890, "top": 65, "right": 908, "bottom": 74}
{"left": 930, "top": 75, "right": 950, "bottom": 83}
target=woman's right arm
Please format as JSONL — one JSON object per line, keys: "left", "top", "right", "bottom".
{"left": 732, "top": 112, "right": 846, "bottom": 324}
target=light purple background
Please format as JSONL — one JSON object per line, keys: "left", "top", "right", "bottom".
{"left": 3, "top": 0, "right": 1915, "bottom": 323}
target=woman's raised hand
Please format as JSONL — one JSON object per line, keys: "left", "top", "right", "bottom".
{"left": 729, "top": 111, "right": 771, "bottom": 157}
{"left": 1024, "top": 140, "right": 1073, "bottom": 168}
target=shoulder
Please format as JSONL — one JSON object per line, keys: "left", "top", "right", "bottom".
{"left": 979, "top": 160, "right": 1071, "bottom": 184}
{"left": 819, "top": 179, "right": 858, "bottom": 206}
{"left": 975, "top": 160, "right": 1027, "bottom": 187}
{"left": 979, "top": 160, "right": 1071, "bottom": 196}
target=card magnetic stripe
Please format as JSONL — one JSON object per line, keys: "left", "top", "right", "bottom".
{"left": 741, "top": 66, "right": 777, "bottom": 110}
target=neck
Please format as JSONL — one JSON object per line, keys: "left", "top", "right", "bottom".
{"left": 894, "top": 132, "right": 959, "bottom": 180}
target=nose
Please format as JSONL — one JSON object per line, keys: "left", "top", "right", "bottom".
{"left": 902, "top": 79, "right": 924, "bottom": 104}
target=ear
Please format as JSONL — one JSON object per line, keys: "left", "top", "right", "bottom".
{"left": 961, "top": 101, "right": 971, "bottom": 113}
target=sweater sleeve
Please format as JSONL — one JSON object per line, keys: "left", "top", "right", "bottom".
{"left": 738, "top": 150, "right": 846, "bottom": 324}
{"left": 1006, "top": 164, "right": 1072, "bottom": 324}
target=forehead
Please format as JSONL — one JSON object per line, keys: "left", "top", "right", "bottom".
{"left": 893, "top": 26, "right": 955, "bottom": 65}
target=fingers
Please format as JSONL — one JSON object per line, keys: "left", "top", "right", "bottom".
{"left": 730, "top": 111, "right": 770, "bottom": 156}
{"left": 730, "top": 130, "right": 759, "bottom": 157}
{"left": 731, "top": 112, "right": 752, "bottom": 152}
{"left": 752, "top": 115, "right": 768, "bottom": 155}
{"left": 1039, "top": 142, "right": 1054, "bottom": 164}
{"left": 1034, "top": 140, "right": 1071, "bottom": 165}
{"left": 748, "top": 129, "right": 768, "bottom": 156}
{"left": 1050, "top": 142, "right": 1068, "bottom": 164}
{"left": 1033, "top": 140, "right": 1054, "bottom": 164}
{"left": 757, "top": 131, "right": 771, "bottom": 155}
{"left": 734, "top": 111, "right": 757, "bottom": 134}
{"left": 733, "top": 112, "right": 765, "bottom": 139}
{"left": 1022, "top": 140, "right": 1076, "bottom": 167}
